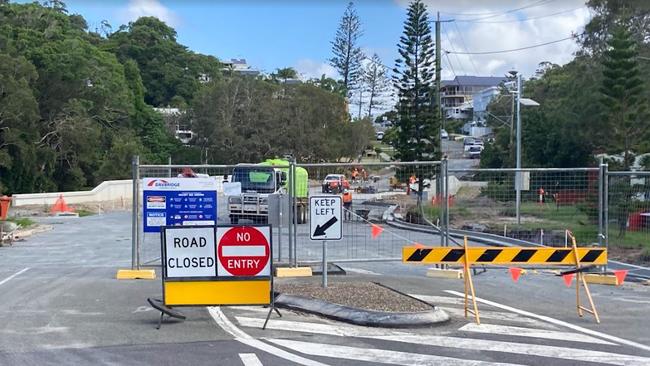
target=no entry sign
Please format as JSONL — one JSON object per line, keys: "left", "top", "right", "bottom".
{"left": 217, "top": 226, "right": 271, "bottom": 277}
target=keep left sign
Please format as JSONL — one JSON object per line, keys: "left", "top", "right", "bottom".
{"left": 217, "top": 226, "right": 271, "bottom": 277}
{"left": 163, "top": 226, "right": 216, "bottom": 278}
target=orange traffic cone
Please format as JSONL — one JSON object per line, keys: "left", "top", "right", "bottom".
{"left": 51, "top": 194, "right": 74, "bottom": 215}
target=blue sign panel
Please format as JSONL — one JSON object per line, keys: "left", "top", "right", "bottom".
{"left": 143, "top": 178, "right": 218, "bottom": 233}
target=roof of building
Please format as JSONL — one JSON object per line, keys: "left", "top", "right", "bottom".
{"left": 442, "top": 76, "right": 507, "bottom": 87}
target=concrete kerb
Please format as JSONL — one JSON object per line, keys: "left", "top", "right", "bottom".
{"left": 274, "top": 293, "right": 450, "bottom": 328}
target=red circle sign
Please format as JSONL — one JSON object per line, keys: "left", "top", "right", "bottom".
{"left": 218, "top": 226, "right": 270, "bottom": 276}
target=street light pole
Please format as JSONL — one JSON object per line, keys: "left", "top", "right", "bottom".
{"left": 515, "top": 73, "right": 522, "bottom": 226}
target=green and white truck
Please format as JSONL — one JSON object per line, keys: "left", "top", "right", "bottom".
{"left": 227, "top": 159, "right": 309, "bottom": 224}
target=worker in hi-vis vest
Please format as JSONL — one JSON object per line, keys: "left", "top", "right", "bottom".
{"left": 342, "top": 189, "right": 353, "bottom": 221}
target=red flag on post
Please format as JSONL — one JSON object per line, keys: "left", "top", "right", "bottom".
{"left": 509, "top": 267, "right": 523, "bottom": 282}
{"left": 613, "top": 270, "right": 628, "bottom": 285}
{"left": 371, "top": 224, "right": 383, "bottom": 239}
{"left": 562, "top": 273, "right": 574, "bottom": 287}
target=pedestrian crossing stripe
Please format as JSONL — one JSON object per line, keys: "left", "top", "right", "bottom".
{"left": 402, "top": 247, "right": 607, "bottom": 265}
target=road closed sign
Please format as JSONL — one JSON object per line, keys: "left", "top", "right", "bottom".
{"left": 217, "top": 226, "right": 271, "bottom": 277}
{"left": 310, "top": 196, "right": 342, "bottom": 240}
{"left": 163, "top": 226, "right": 216, "bottom": 278}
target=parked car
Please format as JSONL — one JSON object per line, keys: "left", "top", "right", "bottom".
{"left": 441, "top": 129, "right": 448, "bottom": 140}
{"left": 376, "top": 131, "right": 385, "bottom": 140}
{"left": 322, "top": 174, "right": 350, "bottom": 193}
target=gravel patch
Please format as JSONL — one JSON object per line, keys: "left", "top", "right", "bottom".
{"left": 276, "top": 281, "right": 433, "bottom": 312}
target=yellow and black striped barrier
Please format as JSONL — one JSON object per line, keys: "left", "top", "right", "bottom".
{"left": 402, "top": 247, "right": 607, "bottom": 266}
{"left": 403, "top": 236, "right": 604, "bottom": 325}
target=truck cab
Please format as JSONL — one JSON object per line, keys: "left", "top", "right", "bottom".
{"left": 228, "top": 166, "right": 286, "bottom": 224}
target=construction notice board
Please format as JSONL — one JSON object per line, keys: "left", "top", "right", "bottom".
{"left": 161, "top": 225, "right": 272, "bottom": 306}
{"left": 143, "top": 177, "right": 217, "bottom": 233}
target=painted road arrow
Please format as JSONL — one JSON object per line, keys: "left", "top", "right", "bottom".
{"left": 313, "top": 216, "right": 338, "bottom": 237}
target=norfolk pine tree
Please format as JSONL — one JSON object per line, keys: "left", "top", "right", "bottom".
{"left": 600, "top": 24, "right": 647, "bottom": 238}
{"left": 601, "top": 24, "right": 647, "bottom": 170}
{"left": 330, "top": 2, "right": 364, "bottom": 94}
{"left": 363, "top": 53, "right": 391, "bottom": 117}
{"left": 392, "top": 0, "right": 439, "bottom": 201}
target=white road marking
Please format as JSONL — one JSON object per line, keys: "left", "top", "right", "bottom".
{"left": 0, "top": 267, "right": 30, "bottom": 286}
{"left": 609, "top": 260, "right": 650, "bottom": 271}
{"left": 239, "top": 353, "right": 263, "bottom": 366}
{"left": 235, "top": 316, "right": 409, "bottom": 337}
{"left": 207, "top": 307, "right": 329, "bottom": 366}
{"left": 445, "top": 290, "right": 650, "bottom": 352}
{"left": 340, "top": 267, "right": 381, "bottom": 275}
{"left": 268, "top": 339, "right": 524, "bottom": 366}
{"left": 374, "top": 334, "right": 650, "bottom": 366}
{"left": 459, "top": 323, "right": 615, "bottom": 345}
{"left": 440, "top": 307, "right": 556, "bottom": 329}
{"left": 410, "top": 294, "right": 469, "bottom": 305}
{"left": 233, "top": 306, "right": 270, "bottom": 313}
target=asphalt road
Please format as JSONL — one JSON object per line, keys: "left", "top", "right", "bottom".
{"left": 1, "top": 212, "right": 650, "bottom": 365}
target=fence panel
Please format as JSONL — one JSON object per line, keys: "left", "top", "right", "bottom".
{"left": 293, "top": 161, "right": 443, "bottom": 263}
{"left": 607, "top": 172, "right": 650, "bottom": 260}
{"left": 447, "top": 168, "right": 601, "bottom": 247}
{"left": 136, "top": 163, "right": 292, "bottom": 267}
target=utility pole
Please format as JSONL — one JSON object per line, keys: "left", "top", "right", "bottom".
{"left": 434, "top": 13, "right": 454, "bottom": 158}
{"left": 515, "top": 73, "right": 522, "bottom": 226}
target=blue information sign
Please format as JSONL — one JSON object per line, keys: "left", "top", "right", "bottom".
{"left": 142, "top": 178, "right": 218, "bottom": 233}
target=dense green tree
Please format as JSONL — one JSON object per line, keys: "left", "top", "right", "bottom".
{"left": 105, "top": 17, "right": 221, "bottom": 106}
{"left": 330, "top": 1, "right": 364, "bottom": 94}
{"left": 191, "top": 76, "right": 370, "bottom": 163}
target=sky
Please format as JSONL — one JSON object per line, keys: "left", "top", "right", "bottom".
{"left": 18, "top": 0, "right": 592, "bottom": 80}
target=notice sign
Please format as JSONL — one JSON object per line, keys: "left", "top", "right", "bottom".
{"left": 163, "top": 226, "right": 216, "bottom": 278}
{"left": 310, "top": 196, "right": 342, "bottom": 240}
{"left": 217, "top": 226, "right": 271, "bottom": 277}
{"left": 143, "top": 177, "right": 218, "bottom": 233}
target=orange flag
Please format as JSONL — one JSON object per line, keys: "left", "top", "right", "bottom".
{"left": 562, "top": 273, "right": 574, "bottom": 287}
{"left": 509, "top": 267, "right": 523, "bottom": 282}
{"left": 613, "top": 270, "right": 628, "bottom": 286}
{"left": 371, "top": 224, "right": 383, "bottom": 239}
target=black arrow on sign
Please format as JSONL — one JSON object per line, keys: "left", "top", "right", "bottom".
{"left": 313, "top": 216, "right": 338, "bottom": 237}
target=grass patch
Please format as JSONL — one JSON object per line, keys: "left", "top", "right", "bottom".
{"left": 76, "top": 209, "right": 95, "bottom": 217}
{"left": 607, "top": 226, "right": 650, "bottom": 249}
{"left": 5, "top": 217, "right": 36, "bottom": 228}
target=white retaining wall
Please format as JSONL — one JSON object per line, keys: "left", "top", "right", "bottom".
{"left": 12, "top": 180, "right": 133, "bottom": 207}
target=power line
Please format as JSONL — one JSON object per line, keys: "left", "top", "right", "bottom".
{"left": 456, "top": 6, "right": 585, "bottom": 24}
{"left": 445, "top": 34, "right": 579, "bottom": 55}
{"left": 442, "top": 26, "right": 467, "bottom": 75}
{"left": 452, "top": 21, "right": 479, "bottom": 75}
{"left": 447, "top": 0, "right": 555, "bottom": 22}
{"left": 439, "top": 0, "right": 553, "bottom": 17}
{"left": 443, "top": 53, "right": 457, "bottom": 79}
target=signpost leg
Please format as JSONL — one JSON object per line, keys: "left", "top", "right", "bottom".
{"left": 463, "top": 236, "right": 480, "bottom": 324}
{"left": 322, "top": 240, "right": 327, "bottom": 288}
{"left": 569, "top": 234, "right": 600, "bottom": 323}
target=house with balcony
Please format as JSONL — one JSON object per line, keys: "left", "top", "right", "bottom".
{"left": 221, "top": 58, "right": 260, "bottom": 77}
{"left": 441, "top": 76, "right": 507, "bottom": 120}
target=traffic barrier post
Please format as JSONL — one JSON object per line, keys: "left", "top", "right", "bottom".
{"left": 403, "top": 236, "right": 606, "bottom": 324}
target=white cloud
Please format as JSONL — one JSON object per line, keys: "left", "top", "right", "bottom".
{"left": 119, "top": 0, "right": 180, "bottom": 27}
{"left": 394, "top": 0, "right": 591, "bottom": 78}
{"left": 294, "top": 59, "right": 339, "bottom": 80}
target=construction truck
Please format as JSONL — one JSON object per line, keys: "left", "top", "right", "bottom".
{"left": 227, "top": 159, "right": 309, "bottom": 224}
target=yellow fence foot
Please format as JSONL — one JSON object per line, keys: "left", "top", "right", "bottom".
{"left": 116, "top": 269, "right": 156, "bottom": 280}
